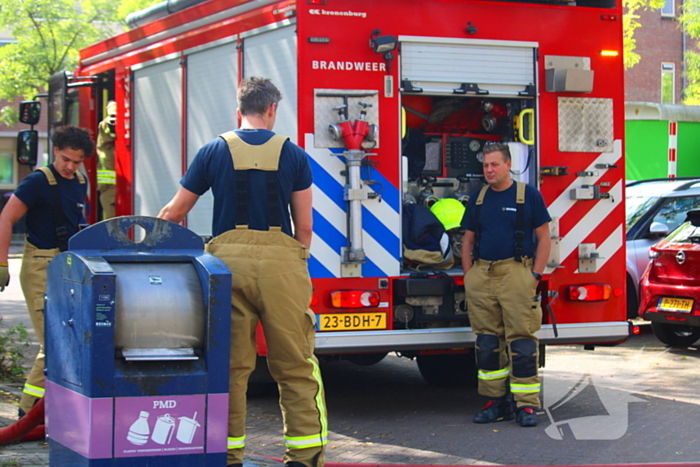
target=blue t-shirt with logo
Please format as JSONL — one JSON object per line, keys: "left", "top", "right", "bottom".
{"left": 181, "top": 129, "right": 313, "bottom": 237}
{"left": 461, "top": 182, "right": 551, "bottom": 261}
{"left": 13, "top": 165, "right": 87, "bottom": 250}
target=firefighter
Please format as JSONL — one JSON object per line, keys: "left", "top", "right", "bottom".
{"left": 0, "top": 126, "right": 94, "bottom": 417}
{"left": 460, "top": 143, "right": 551, "bottom": 427}
{"left": 158, "top": 77, "right": 326, "bottom": 467}
{"left": 96, "top": 101, "right": 117, "bottom": 219}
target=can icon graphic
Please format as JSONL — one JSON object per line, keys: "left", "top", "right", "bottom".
{"left": 151, "top": 413, "right": 176, "bottom": 445}
{"left": 176, "top": 412, "right": 200, "bottom": 444}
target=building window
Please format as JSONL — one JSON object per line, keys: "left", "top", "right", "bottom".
{"left": 0, "top": 153, "right": 17, "bottom": 189}
{"left": 661, "top": 63, "right": 675, "bottom": 103}
{"left": 661, "top": 0, "right": 675, "bottom": 17}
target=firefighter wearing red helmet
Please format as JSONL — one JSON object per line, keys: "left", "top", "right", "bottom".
{"left": 158, "top": 77, "right": 326, "bottom": 467}
{"left": 461, "top": 143, "right": 551, "bottom": 427}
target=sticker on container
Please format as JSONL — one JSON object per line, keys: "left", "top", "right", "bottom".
{"left": 149, "top": 276, "right": 162, "bottom": 285}
{"left": 114, "top": 395, "right": 206, "bottom": 457}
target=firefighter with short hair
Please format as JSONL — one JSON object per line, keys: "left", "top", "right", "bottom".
{"left": 0, "top": 126, "right": 94, "bottom": 417}
{"left": 461, "top": 143, "right": 551, "bottom": 427}
{"left": 158, "top": 77, "right": 326, "bottom": 467}
{"left": 96, "top": 100, "right": 117, "bottom": 219}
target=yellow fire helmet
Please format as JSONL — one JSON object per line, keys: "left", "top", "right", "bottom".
{"left": 430, "top": 197, "right": 466, "bottom": 231}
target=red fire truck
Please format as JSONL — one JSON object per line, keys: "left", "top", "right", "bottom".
{"left": 20, "top": 0, "right": 630, "bottom": 385}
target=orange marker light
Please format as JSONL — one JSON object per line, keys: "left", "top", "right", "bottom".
{"left": 330, "top": 290, "right": 380, "bottom": 308}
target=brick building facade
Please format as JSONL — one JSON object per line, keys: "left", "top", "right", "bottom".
{"left": 625, "top": 0, "right": 695, "bottom": 103}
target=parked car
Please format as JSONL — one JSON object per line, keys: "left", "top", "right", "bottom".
{"left": 626, "top": 178, "right": 700, "bottom": 319}
{"left": 638, "top": 209, "right": 700, "bottom": 347}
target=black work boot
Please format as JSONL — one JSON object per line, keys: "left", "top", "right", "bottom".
{"left": 285, "top": 463, "right": 308, "bottom": 467}
{"left": 516, "top": 406, "right": 538, "bottom": 427}
{"left": 473, "top": 397, "right": 514, "bottom": 423}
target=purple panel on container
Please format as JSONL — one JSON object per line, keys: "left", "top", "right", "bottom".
{"left": 45, "top": 381, "right": 113, "bottom": 459}
{"left": 114, "top": 394, "right": 206, "bottom": 458}
{"left": 206, "top": 393, "right": 229, "bottom": 453}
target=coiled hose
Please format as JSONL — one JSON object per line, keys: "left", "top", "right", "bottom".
{"left": 0, "top": 397, "right": 45, "bottom": 444}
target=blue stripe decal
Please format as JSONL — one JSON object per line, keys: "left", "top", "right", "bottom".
{"left": 309, "top": 156, "right": 345, "bottom": 210}
{"left": 313, "top": 209, "right": 345, "bottom": 253}
{"left": 362, "top": 207, "right": 401, "bottom": 260}
{"left": 366, "top": 165, "right": 400, "bottom": 214}
{"left": 331, "top": 149, "right": 400, "bottom": 214}
{"left": 362, "top": 258, "right": 386, "bottom": 278}
{"left": 308, "top": 255, "right": 334, "bottom": 279}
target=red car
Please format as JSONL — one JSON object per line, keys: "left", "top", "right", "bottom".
{"left": 638, "top": 209, "right": 700, "bottom": 347}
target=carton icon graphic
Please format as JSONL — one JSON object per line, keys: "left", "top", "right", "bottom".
{"left": 176, "top": 412, "right": 201, "bottom": 444}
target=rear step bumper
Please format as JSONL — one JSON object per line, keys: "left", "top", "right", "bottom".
{"left": 314, "top": 321, "right": 630, "bottom": 354}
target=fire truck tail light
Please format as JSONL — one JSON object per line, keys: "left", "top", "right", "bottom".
{"left": 567, "top": 284, "right": 612, "bottom": 301}
{"left": 331, "top": 290, "right": 380, "bottom": 308}
{"left": 600, "top": 50, "right": 619, "bottom": 57}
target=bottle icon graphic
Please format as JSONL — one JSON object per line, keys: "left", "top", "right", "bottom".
{"left": 127, "top": 411, "right": 150, "bottom": 445}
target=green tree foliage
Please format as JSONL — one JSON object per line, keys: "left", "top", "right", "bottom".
{"left": 680, "top": 0, "right": 700, "bottom": 103}
{"left": 624, "top": 0, "right": 666, "bottom": 69}
{"left": 0, "top": 0, "right": 160, "bottom": 125}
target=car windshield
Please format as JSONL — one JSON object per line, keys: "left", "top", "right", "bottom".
{"left": 665, "top": 221, "right": 700, "bottom": 244}
{"left": 626, "top": 194, "right": 660, "bottom": 232}
{"left": 625, "top": 180, "right": 700, "bottom": 233}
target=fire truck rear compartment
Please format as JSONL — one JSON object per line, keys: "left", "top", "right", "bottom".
{"left": 393, "top": 276, "right": 469, "bottom": 327}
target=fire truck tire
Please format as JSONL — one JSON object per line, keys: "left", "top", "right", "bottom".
{"left": 344, "top": 352, "right": 388, "bottom": 366}
{"left": 651, "top": 322, "right": 700, "bottom": 348}
{"left": 416, "top": 353, "right": 477, "bottom": 388}
{"left": 626, "top": 274, "right": 639, "bottom": 320}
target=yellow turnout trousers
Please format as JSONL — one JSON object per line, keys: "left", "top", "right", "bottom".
{"left": 98, "top": 183, "right": 115, "bottom": 219}
{"left": 18, "top": 239, "right": 59, "bottom": 413}
{"left": 206, "top": 229, "right": 327, "bottom": 467}
{"left": 464, "top": 257, "right": 542, "bottom": 408}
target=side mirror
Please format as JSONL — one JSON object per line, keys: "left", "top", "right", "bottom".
{"left": 648, "top": 221, "right": 669, "bottom": 238}
{"left": 19, "top": 100, "right": 41, "bottom": 126}
{"left": 17, "top": 130, "right": 38, "bottom": 166}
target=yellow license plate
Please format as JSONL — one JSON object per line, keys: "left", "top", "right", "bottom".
{"left": 318, "top": 313, "right": 387, "bottom": 331}
{"left": 658, "top": 297, "right": 694, "bottom": 313}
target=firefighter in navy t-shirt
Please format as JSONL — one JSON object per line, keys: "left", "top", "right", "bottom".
{"left": 0, "top": 126, "right": 94, "bottom": 417}
{"left": 461, "top": 143, "right": 551, "bottom": 427}
{"left": 158, "top": 77, "right": 326, "bottom": 467}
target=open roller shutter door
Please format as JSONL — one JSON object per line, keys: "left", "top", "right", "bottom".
{"left": 185, "top": 41, "right": 238, "bottom": 237}
{"left": 243, "top": 25, "right": 297, "bottom": 143}
{"left": 133, "top": 59, "right": 182, "bottom": 218}
{"left": 400, "top": 37, "right": 537, "bottom": 97}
